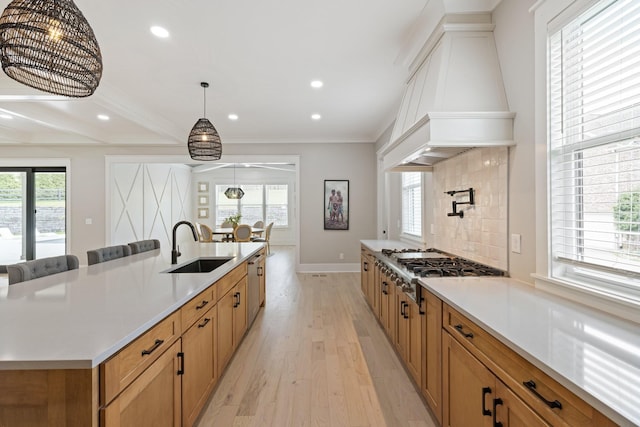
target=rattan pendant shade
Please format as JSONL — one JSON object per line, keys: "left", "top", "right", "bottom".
{"left": 188, "top": 82, "right": 222, "bottom": 161}
{"left": 0, "top": 0, "right": 102, "bottom": 97}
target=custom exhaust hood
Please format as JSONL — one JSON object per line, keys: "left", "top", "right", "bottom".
{"left": 380, "top": 10, "right": 515, "bottom": 171}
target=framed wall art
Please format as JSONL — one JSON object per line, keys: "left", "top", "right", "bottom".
{"left": 324, "top": 180, "right": 349, "bottom": 230}
{"left": 198, "top": 195, "right": 209, "bottom": 206}
{"left": 197, "top": 208, "right": 209, "bottom": 219}
{"left": 198, "top": 182, "right": 209, "bottom": 192}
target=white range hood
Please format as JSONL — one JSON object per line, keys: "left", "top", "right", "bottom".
{"left": 381, "top": 11, "right": 515, "bottom": 171}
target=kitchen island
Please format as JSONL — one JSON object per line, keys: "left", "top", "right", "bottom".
{"left": 0, "top": 241, "right": 266, "bottom": 427}
{"left": 361, "top": 240, "right": 640, "bottom": 427}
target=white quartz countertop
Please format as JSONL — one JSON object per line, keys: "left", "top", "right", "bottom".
{"left": 0, "top": 242, "right": 264, "bottom": 370}
{"left": 419, "top": 276, "right": 640, "bottom": 427}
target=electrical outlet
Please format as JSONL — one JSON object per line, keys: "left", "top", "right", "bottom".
{"left": 339, "top": 253, "right": 344, "bottom": 260}
{"left": 511, "top": 234, "right": 521, "bottom": 254}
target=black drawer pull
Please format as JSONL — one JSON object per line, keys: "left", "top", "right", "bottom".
{"left": 198, "top": 317, "right": 211, "bottom": 328}
{"left": 454, "top": 324, "right": 474, "bottom": 339}
{"left": 141, "top": 339, "right": 164, "bottom": 356}
{"left": 195, "top": 300, "right": 209, "bottom": 310}
{"left": 382, "top": 281, "right": 388, "bottom": 295}
{"left": 363, "top": 261, "right": 368, "bottom": 272}
{"left": 523, "top": 380, "right": 562, "bottom": 410}
{"left": 177, "top": 352, "right": 184, "bottom": 375}
{"left": 482, "top": 387, "right": 492, "bottom": 416}
{"left": 493, "top": 397, "right": 503, "bottom": 427}
{"left": 257, "top": 266, "right": 264, "bottom": 276}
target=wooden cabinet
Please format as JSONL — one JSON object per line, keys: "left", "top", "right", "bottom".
{"left": 394, "top": 288, "right": 422, "bottom": 386}
{"left": 378, "top": 266, "right": 396, "bottom": 342}
{"left": 360, "top": 246, "right": 373, "bottom": 301}
{"left": 102, "top": 340, "right": 182, "bottom": 427}
{"left": 443, "top": 304, "right": 616, "bottom": 427}
{"left": 443, "top": 333, "right": 550, "bottom": 427}
{"left": 258, "top": 249, "right": 266, "bottom": 307}
{"left": 101, "top": 311, "right": 181, "bottom": 406}
{"left": 217, "top": 275, "right": 248, "bottom": 374}
{"left": 421, "top": 288, "right": 442, "bottom": 424}
{"left": 443, "top": 332, "right": 494, "bottom": 427}
{"left": 181, "top": 304, "right": 217, "bottom": 427}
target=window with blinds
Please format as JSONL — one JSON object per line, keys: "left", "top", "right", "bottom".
{"left": 215, "top": 184, "right": 289, "bottom": 227}
{"left": 401, "top": 172, "right": 422, "bottom": 237}
{"left": 549, "top": 0, "right": 640, "bottom": 297}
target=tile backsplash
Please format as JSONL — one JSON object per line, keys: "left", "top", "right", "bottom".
{"left": 432, "top": 147, "right": 508, "bottom": 270}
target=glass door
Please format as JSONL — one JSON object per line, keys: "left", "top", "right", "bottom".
{"left": 0, "top": 168, "right": 66, "bottom": 272}
{"left": 0, "top": 170, "right": 27, "bottom": 267}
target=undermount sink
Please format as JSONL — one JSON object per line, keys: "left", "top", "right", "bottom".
{"left": 164, "top": 257, "right": 233, "bottom": 273}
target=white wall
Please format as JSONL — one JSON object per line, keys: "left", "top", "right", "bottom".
{"left": 493, "top": 0, "right": 537, "bottom": 283}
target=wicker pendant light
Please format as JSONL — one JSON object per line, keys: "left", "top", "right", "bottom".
{"left": 0, "top": 0, "right": 102, "bottom": 97}
{"left": 188, "top": 82, "right": 222, "bottom": 161}
{"left": 225, "top": 163, "right": 244, "bottom": 199}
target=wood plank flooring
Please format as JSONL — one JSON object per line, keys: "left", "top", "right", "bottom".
{"left": 196, "top": 246, "right": 437, "bottom": 427}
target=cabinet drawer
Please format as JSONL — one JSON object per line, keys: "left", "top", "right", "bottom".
{"left": 181, "top": 287, "right": 215, "bottom": 331}
{"left": 443, "top": 305, "right": 614, "bottom": 427}
{"left": 100, "top": 310, "right": 181, "bottom": 406}
{"left": 217, "top": 263, "right": 247, "bottom": 300}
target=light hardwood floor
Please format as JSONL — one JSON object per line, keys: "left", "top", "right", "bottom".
{"left": 196, "top": 246, "right": 437, "bottom": 427}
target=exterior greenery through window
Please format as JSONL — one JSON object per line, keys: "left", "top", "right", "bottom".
{"left": 401, "top": 172, "right": 422, "bottom": 237}
{"left": 215, "top": 184, "right": 288, "bottom": 227}
{"left": 548, "top": 0, "right": 640, "bottom": 298}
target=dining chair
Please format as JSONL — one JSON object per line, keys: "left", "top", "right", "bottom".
{"left": 220, "top": 221, "right": 233, "bottom": 241}
{"left": 198, "top": 223, "right": 216, "bottom": 242}
{"left": 252, "top": 222, "right": 273, "bottom": 254}
{"left": 233, "top": 224, "right": 253, "bottom": 242}
{"left": 7, "top": 254, "right": 80, "bottom": 285}
{"left": 87, "top": 245, "right": 131, "bottom": 265}
{"left": 253, "top": 220, "right": 264, "bottom": 229}
{"left": 128, "top": 239, "right": 161, "bottom": 254}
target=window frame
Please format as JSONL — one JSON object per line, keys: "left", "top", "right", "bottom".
{"left": 401, "top": 172, "right": 423, "bottom": 239}
{"left": 534, "top": 0, "right": 640, "bottom": 320}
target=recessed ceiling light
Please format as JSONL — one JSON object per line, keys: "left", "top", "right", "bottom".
{"left": 310, "top": 80, "right": 323, "bottom": 89}
{"left": 228, "top": 114, "right": 239, "bottom": 121}
{"left": 0, "top": 113, "right": 13, "bottom": 119}
{"left": 311, "top": 113, "right": 322, "bottom": 120}
{"left": 150, "top": 26, "right": 170, "bottom": 38}
{"left": 97, "top": 114, "right": 110, "bottom": 121}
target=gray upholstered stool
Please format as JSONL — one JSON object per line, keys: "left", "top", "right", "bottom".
{"left": 128, "top": 239, "right": 161, "bottom": 254}
{"left": 87, "top": 245, "right": 132, "bottom": 265}
{"left": 7, "top": 255, "right": 80, "bottom": 285}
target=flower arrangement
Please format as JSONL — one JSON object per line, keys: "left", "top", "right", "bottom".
{"left": 225, "top": 213, "right": 242, "bottom": 228}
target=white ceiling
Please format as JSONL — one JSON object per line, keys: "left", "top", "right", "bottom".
{"left": 0, "top": 0, "right": 430, "bottom": 147}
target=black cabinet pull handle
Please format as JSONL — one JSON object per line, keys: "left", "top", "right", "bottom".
{"left": 454, "top": 324, "right": 474, "bottom": 339}
{"left": 382, "top": 281, "right": 388, "bottom": 295}
{"left": 195, "top": 300, "right": 209, "bottom": 310}
{"left": 257, "top": 266, "right": 264, "bottom": 276}
{"left": 141, "top": 339, "right": 164, "bottom": 356}
{"left": 177, "top": 352, "right": 184, "bottom": 375}
{"left": 363, "top": 262, "right": 368, "bottom": 272}
{"left": 402, "top": 302, "right": 409, "bottom": 319}
{"left": 482, "top": 387, "right": 492, "bottom": 416}
{"left": 523, "top": 380, "right": 562, "bottom": 409}
{"left": 400, "top": 301, "right": 406, "bottom": 317}
{"left": 198, "top": 317, "right": 211, "bottom": 328}
{"left": 493, "top": 397, "right": 503, "bottom": 426}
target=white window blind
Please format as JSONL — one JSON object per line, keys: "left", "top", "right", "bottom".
{"left": 549, "top": 0, "right": 640, "bottom": 294}
{"left": 402, "top": 172, "right": 422, "bottom": 237}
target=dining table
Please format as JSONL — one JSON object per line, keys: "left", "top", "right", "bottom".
{"left": 212, "top": 226, "right": 264, "bottom": 241}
